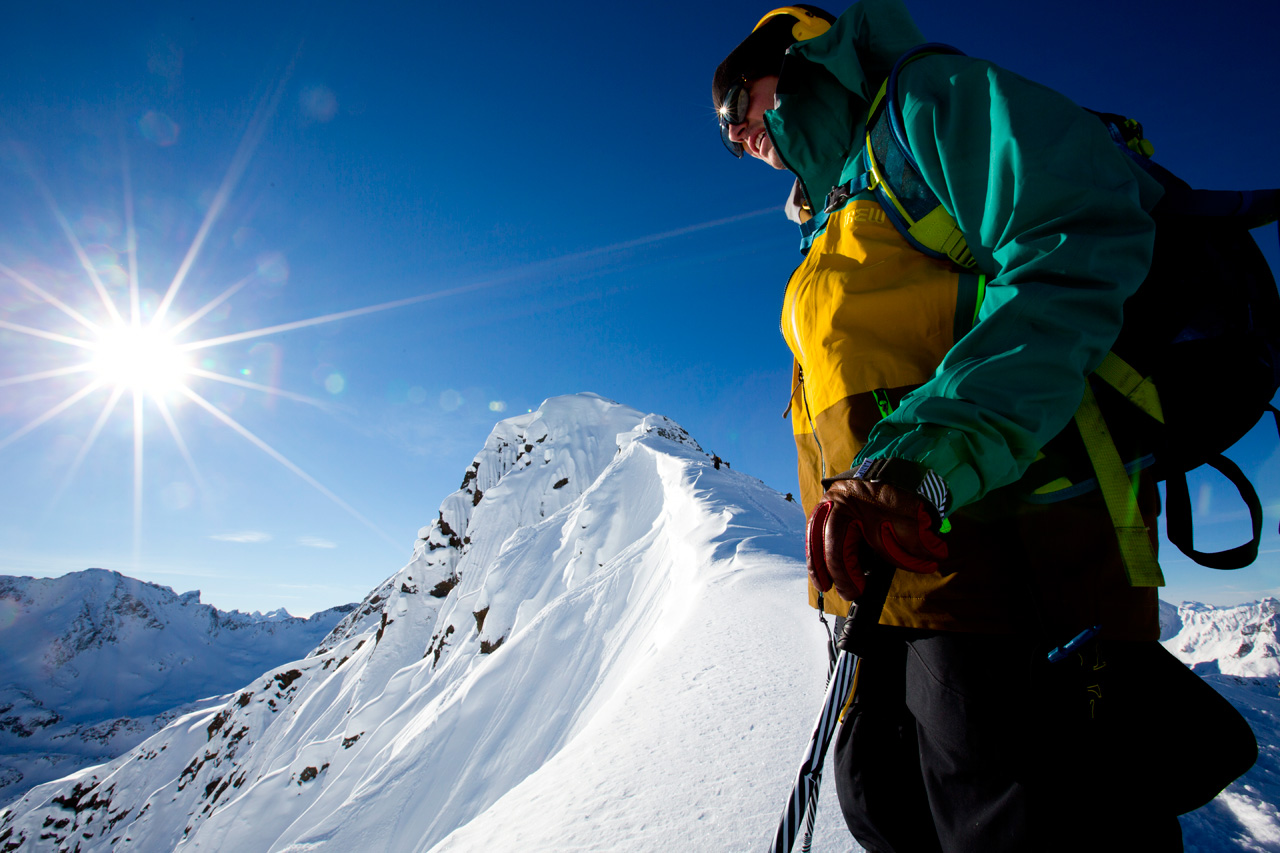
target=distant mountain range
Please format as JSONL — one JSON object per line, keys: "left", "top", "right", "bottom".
{"left": 0, "top": 394, "right": 1274, "bottom": 851}
{"left": 0, "top": 569, "right": 352, "bottom": 803}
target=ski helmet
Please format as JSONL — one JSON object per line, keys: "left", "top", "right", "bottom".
{"left": 712, "top": 5, "right": 836, "bottom": 156}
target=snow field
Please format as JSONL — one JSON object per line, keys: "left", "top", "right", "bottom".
{"left": 3, "top": 395, "right": 1277, "bottom": 852}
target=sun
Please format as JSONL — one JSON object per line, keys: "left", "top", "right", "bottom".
{"left": 90, "top": 323, "right": 191, "bottom": 395}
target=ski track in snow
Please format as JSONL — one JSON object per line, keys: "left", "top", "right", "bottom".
{"left": 0, "top": 394, "right": 1275, "bottom": 852}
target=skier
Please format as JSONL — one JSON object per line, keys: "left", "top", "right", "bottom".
{"left": 713, "top": 2, "right": 1256, "bottom": 850}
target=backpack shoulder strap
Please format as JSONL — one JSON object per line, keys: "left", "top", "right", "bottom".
{"left": 1074, "top": 383, "right": 1166, "bottom": 587}
{"left": 855, "top": 43, "right": 979, "bottom": 271}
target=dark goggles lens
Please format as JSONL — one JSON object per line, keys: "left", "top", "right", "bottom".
{"left": 718, "top": 82, "right": 750, "bottom": 158}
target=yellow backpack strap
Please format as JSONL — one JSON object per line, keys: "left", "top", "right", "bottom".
{"left": 1073, "top": 382, "right": 1165, "bottom": 587}
{"left": 1093, "top": 351, "right": 1165, "bottom": 423}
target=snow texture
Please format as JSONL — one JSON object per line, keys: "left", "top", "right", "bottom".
{"left": 1162, "top": 599, "right": 1280, "bottom": 850}
{"left": 0, "top": 394, "right": 1274, "bottom": 852}
{"left": 0, "top": 570, "right": 352, "bottom": 805}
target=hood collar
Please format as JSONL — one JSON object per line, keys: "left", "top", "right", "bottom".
{"left": 763, "top": 0, "right": 925, "bottom": 215}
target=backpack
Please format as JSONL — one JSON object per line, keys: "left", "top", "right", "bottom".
{"left": 833, "top": 43, "right": 1280, "bottom": 584}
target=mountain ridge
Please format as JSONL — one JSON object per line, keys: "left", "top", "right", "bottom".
{"left": 0, "top": 568, "right": 353, "bottom": 804}
{"left": 0, "top": 394, "right": 1275, "bottom": 851}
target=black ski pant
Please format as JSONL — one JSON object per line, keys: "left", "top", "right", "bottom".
{"left": 832, "top": 629, "right": 1248, "bottom": 853}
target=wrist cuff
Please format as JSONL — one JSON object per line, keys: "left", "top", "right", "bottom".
{"left": 852, "top": 457, "right": 950, "bottom": 517}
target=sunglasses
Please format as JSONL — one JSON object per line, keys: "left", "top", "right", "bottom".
{"left": 718, "top": 80, "right": 750, "bottom": 158}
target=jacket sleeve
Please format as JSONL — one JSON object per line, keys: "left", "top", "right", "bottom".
{"left": 855, "top": 55, "right": 1164, "bottom": 511}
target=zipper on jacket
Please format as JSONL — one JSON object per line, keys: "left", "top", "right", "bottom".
{"left": 779, "top": 248, "right": 829, "bottom": 475}
{"left": 769, "top": 118, "right": 829, "bottom": 480}
{"left": 780, "top": 262, "right": 806, "bottom": 365}
{"left": 796, "top": 365, "right": 828, "bottom": 479}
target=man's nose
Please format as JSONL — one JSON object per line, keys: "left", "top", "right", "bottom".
{"left": 727, "top": 121, "right": 750, "bottom": 143}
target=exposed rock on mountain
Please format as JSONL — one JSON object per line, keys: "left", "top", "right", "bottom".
{"left": 0, "top": 394, "right": 819, "bottom": 851}
{"left": 0, "top": 570, "right": 352, "bottom": 804}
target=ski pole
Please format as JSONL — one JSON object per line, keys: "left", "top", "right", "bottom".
{"left": 767, "top": 552, "right": 895, "bottom": 853}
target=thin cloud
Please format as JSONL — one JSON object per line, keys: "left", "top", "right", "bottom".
{"left": 209, "top": 531, "right": 272, "bottom": 544}
{"left": 297, "top": 536, "right": 337, "bottom": 549}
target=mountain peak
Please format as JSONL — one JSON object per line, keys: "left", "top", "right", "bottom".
{"left": 1162, "top": 598, "right": 1280, "bottom": 678}
{"left": 0, "top": 394, "right": 810, "bottom": 851}
{"left": 0, "top": 569, "right": 352, "bottom": 803}
{"left": 2, "top": 395, "right": 1272, "bottom": 851}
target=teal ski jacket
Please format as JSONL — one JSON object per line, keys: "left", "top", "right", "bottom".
{"left": 768, "top": 0, "right": 1163, "bottom": 635}
{"left": 770, "top": 0, "right": 1164, "bottom": 514}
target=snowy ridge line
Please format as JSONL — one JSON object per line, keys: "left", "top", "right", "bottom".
{"left": 3, "top": 395, "right": 1274, "bottom": 851}
{"left": 0, "top": 394, "right": 822, "bottom": 851}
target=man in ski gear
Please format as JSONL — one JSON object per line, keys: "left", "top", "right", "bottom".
{"left": 713, "top": 2, "right": 1256, "bottom": 850}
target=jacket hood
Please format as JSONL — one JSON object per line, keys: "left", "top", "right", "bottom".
{"left": 764, "top": 0, "right": 925, "bottom": 212}
{"left": 791, "top": 0, "right": 925, "bottom": 101}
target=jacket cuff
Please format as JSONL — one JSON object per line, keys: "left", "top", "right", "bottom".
{"left": 826, "top": 457, "right": 951, "bottom": 518}
{"left": 857, "top": 427, "right": 985, "bottom": 512}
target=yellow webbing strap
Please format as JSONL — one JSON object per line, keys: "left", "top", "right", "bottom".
{"left": 1032, "top": 476, "right": 1075, "bottom": 495}
{"left": 867, "top": 76, "right": 890, "bottom": 121}
{"left": 1094, "top": 351, "right": 1165, "bottom": 423}
{"left": 1073, "top": 383, "right": 1166, "bottom": 587}
{"left": 909, "top": 206, "right": 976, "bottom": 270}
{"left": 839, "top": 656, "right": 861, "bottom": 722}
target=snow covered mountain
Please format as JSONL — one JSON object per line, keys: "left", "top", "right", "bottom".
{"left": 0, "top": 394, "right": 1275, "bottom": 851}
{"left": 0, "top": 570, "right": 353, "bottom": 804}
{"left": 1160, "top": 599, "right": 1280, "bottom": 849}
{"left": 0, "top": 394, "right": 828, "bottom": 851}
{"left": 1161, "top": 598, "right": 1280, "bottom": 678}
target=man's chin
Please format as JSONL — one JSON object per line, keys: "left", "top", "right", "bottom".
{"left": 750, "top": 148, "right": 787, "bottom": 171}
{"left": 763, "top": 151, "right": 788, "bottom": 170}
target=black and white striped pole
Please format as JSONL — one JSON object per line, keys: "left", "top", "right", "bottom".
{"left": 768, "top": 554, "right": 895, "bottom": 853}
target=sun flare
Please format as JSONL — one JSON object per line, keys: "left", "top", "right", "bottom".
{"left": 91, "top": 323, "right": 191, "bottom": 395}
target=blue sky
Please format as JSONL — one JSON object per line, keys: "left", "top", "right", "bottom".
{"left": 1, "top": 0, "right": 1278, "bottom": 616}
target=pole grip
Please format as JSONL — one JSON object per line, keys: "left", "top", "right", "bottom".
{"left": 836, "top": 548, "right": 895, "bottom": 657}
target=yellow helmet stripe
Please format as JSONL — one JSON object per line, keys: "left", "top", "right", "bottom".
{"left": 752, "top": 6, "right": 832, "bottom": 42}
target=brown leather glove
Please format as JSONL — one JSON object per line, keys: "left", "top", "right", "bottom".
{"left": 806, "top": 460, "right": 949, "bottom": 602}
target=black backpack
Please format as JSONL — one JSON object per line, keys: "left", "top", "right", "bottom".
{"left": 840, "top": 43, "right": 1280, "bottom": 579}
